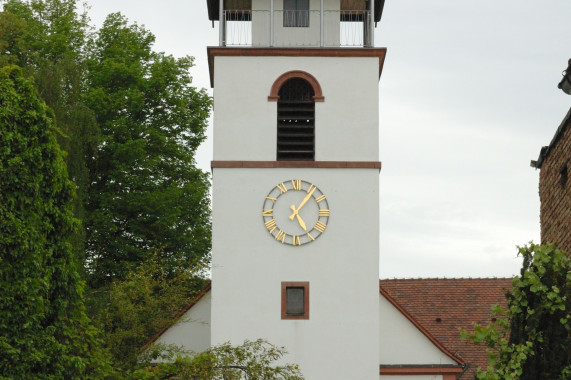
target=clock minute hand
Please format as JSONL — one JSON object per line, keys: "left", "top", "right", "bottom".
{"left": 295, "top": 187, "right": 316, "bottom": 213}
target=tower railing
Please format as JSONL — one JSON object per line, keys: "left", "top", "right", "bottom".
{"left": 221, "top": 9, "right": 373, "bottom": 47}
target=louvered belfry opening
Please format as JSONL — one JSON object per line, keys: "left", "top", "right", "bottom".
{"left": 277, "top": 78, "right": 315, "bottom": 161}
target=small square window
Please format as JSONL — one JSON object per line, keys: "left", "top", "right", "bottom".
{"left": 281, "top": 282, "right": 309, "bottom": 319}
{"left": 283, "top": 0, "right": 309, "bottom": 27}
{"left": 286, "top": 287, "right": 305, "bottom": 315}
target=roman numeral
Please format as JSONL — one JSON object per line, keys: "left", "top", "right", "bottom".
{"left": 266, "top": 196, "right": 277, "bottom": 202}
{"left": 307, "top": 184, "right": 316, "bottom": 194}
{"left": 275, "top": 230, "right": 286, "bottom": 243}
{"left": 318, "top": 209, "right": 330, "bottom": 217}
{"left": 315, "top": 195, "right": 326, "bottom": 203}
{"left": 264, "top": 219, "right": 276, "bottom": 233}
{"left": 262, "top": 209, "right": 273, "bottom": 217}
{"left": 314, "top": 221, "right": 327, "bottom": 233}
{"left": 293, "top": 235, "right": 301, "bottom": 246}
{"left": 307, "top": 232, "right": 315, "bottom": 241}
{"left": 277, "top": 182, "right": 288, "bottom": 193}
{"left": 291, "top": 179, "right": 301, "bottom": 190}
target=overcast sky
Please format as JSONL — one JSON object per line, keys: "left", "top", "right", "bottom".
{"left": 86, "top": 0, "right": 571, "bottom": 279}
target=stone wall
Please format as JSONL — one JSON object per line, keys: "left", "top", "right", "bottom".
{"left": 538, "top": 111, "right": 571, "bottom": 253}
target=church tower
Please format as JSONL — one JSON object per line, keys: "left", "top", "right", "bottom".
{"left": 207, "top": 1, "right": 386, "bottom": 378}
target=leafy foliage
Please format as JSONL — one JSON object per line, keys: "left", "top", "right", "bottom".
{"left": 84, "top": 13, "right": 212, "bottom": 287}
{"left": 463, "top": 243, "right": 571, "bottom": 379}
{"left": 87, "top": 254, "right": 208, "bottom": 372}
{"left": 0, "top": 1, "right": 212, "bottom": 287}
{"left": 0, "top": 0, "right": 100, "bottom": 269}
{"left": 86, "top": 258, "right": 303, "bottom": 379}
{"left": 0, "top": 65, "right": 112, "bottom": 379}
{"left": 136, "top": 339, "right": 305, "bottom": 380}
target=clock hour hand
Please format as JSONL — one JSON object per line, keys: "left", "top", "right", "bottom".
{"left": 296, "top": 214, "right": 307, "bottom": 231}
{"left": 289, "top": 205, "right": 307, "bottom": 231}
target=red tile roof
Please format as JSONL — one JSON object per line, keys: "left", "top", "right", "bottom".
{"left": 380, "top": 278, "right": 513, "bottom": 378}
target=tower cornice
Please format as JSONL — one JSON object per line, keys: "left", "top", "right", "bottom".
{"left": 211, "top": 160, "right": 382, "bottom": 171}
{"left": 207, "top": 47, "right": 387, "bottom": 88}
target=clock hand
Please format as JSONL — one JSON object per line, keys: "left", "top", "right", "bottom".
{"left": 288, "top": 205, "right": 307, "bottom": 231}
{"left": 289, "top": 187, "right": 317, "bottom": 221}
{"left": 296, "top": 214, "right": 307, "bottom": 231}
{"left": 297, "top": 186, "right": 316, "bottom": 212}
{"left": 289, "top": 205, "right": 297, "bottom": 220}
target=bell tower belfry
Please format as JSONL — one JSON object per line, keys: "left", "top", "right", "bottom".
{"left": 207, "top": 1, "right": 386, "bottom": 378}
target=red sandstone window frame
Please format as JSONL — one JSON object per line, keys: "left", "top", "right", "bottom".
{"left": 281, "top": 281, "right": 310, "bottom": 320}
{"left": 268, "top": 70, "right": 324, "bottom": 102}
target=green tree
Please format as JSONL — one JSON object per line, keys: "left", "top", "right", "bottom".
{"left": 88, "top": 253, "right": 208, "bottom": 372}
{"left": 0, "top": 65, "right": 112, "bottom": 379}
{"left": 87, "top": 259, "right": 304, "bottom": 379}
{"left": 84, "top": 13, "right": 212, "bottom": 287}
{"left": 1, "top": 3, "right": 213, "bottom": 287}
{"left": 137, "top": 339, "right": 305, "bottom": 380}
{"left": 463, "top": 243, "right": 571, "bottom": 379}
{"left": 0, "top": 0, "right": 100, "bottom": 269}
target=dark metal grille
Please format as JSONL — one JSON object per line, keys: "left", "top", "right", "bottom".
{"left": 285, "top": 287, "right": 305, "bottom": 315}
{"left": 277, "top": 78, "right": 315, "bottom": 161}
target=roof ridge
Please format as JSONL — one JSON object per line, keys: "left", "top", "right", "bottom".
{"left": 380, "top": 277, "right": 514, "bottom": 281}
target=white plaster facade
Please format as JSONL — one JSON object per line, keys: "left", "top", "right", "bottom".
{"left": 209, "top": 15, "right": 383, "bottom": 375}
{"left": 212, "top": 55, "right": 380, "bottom": 162}
{"left": 154, "top": 291, "right": 460, "bottom": 380}
{"left": 379, "top": 296, "right": 457, "bottom": 366}
{"left": 211, "top": 167, "right": 380, "bottom": 379}
{"left": 154, "top": 292, "right": 211, "bottom": 356}
{"left": 210, "top": 4, "right": 382, "bottom": 376}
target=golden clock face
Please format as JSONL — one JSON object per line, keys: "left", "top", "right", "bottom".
{"left": 262, "top": 179, "right": 330, "bottom": 246}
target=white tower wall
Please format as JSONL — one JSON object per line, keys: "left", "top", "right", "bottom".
{"left": 212, "top": 55, "right": 380, "bottom": 161}
{"left": 211, "top": 167, "right": 380, "bottom": 379}
{"left": 210, "top": 48, "right": 384, "bottom": 379}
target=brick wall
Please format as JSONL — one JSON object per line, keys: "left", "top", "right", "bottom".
{"left": 538, "top": 114, "right": 571, "bottom": 253}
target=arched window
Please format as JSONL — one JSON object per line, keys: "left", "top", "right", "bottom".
{"left": 277, "top": 78, "right": 315, "bottom": 161}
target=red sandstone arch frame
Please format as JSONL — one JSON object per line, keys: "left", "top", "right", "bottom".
{"left": 268, "top": 70, "right": 325, "bottom": 102}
